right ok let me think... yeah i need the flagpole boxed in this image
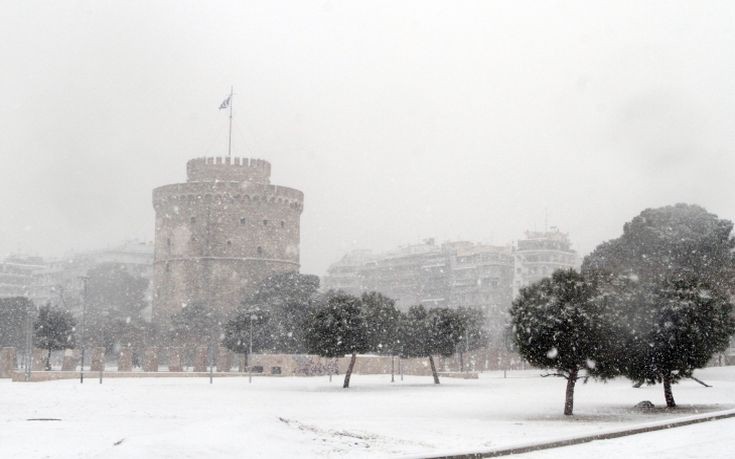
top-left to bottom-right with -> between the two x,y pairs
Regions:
228,86 -> 233,158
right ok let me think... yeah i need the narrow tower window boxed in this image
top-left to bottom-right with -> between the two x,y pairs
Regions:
240,217 -> 246,225
257,246 -> 263,256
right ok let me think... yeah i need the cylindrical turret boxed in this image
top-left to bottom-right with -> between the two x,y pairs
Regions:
152,157 -> 303,324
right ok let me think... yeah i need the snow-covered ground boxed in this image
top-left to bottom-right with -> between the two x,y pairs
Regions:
518,416 -> 735,458
1,366 -> 734,458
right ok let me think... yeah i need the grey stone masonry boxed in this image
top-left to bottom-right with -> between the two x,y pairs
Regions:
216,346 -> 232,372
0,347 -> 16,377
143,348 -> 159,372
193,346 -> 208,372
61,349 -> 79,371
90,347 -> 105,372
168,347 -> 183,372
118,348 -> 133,372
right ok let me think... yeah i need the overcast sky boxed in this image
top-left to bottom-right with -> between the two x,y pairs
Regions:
1,0 -> 734,275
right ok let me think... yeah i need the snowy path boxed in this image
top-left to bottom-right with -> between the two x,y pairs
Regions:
516,416 -> 735,458
1,367 -> 734,458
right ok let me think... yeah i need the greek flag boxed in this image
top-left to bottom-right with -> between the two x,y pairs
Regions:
219,94 -> 232,110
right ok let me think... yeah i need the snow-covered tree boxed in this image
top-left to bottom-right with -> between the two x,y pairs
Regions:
361,291 -> 401,355
223,308 -> 272,365
510,269 -> 618,415
241,272 -> 320,353
596,275 -> 733,407
399,305 -> 465,384
34,304 -> 76,370
86,263 -> 149,321
455,306 -> 488,371
0,296 -> 33,349
583,204 -> 735,407
168,302 -> 220,349
305,292 -> 369,388
583,204 -> 735,292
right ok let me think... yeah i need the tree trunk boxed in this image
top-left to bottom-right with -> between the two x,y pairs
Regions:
663,373 -> 677,408
429,355 -> 440,384
46,348 -> 52,371
564,368 -> 578,416
343,353 -> 357,388
459,351 -> 464,372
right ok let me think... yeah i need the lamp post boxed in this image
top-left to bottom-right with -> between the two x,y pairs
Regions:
244,307 -> 260,384
79,276 -> 89,384
24,303 -> 32,382
248,311 -> 257,384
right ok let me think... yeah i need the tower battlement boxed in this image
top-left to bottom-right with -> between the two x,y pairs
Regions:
186,156 -> 271,184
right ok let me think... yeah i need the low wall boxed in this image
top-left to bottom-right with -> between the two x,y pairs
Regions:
5,349 -> 486,381
10,371 -> 259,382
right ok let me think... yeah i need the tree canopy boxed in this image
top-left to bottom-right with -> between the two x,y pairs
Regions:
168,302 -> 221,348
86,263 -> 149,321
223,308 -> 272,355
361,291 -> 401,355
305,291 -> 369,388
583,203 -> 735,407
34,304 -> 77,370
583,203 -> 735,290
0,296 -> 33,349
241,272 -> 320,353
399,305 -> 465,384
510,269 -> 618,415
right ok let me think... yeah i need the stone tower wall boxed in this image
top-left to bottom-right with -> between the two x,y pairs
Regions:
152,157 -> 303,323
186,157 -> 272,184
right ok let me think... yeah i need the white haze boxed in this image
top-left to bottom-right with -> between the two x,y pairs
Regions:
1,0 -> 734,275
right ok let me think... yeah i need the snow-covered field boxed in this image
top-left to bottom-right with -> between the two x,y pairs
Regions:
519,416 -> 735,459
2,366 -> 734,458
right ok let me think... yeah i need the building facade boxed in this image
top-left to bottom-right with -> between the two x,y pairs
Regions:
0,256 -> 45,300
323,239 -> 515,316
512,228 -> 578,297
30,240 -> 154,315
323,230 -> 577,333
151,157 -> 303,323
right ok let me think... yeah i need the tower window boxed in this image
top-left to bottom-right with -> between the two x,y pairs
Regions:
280,221 -> 285,228
263,219 -> 269,226
190,217 -> 196,224
227,240 -> 232,247
166,238 -> 171,249
257,246 -> 263,256
240,217 -> 246,225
